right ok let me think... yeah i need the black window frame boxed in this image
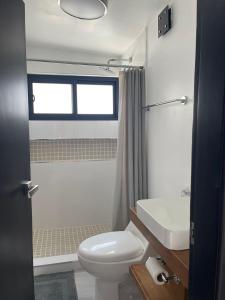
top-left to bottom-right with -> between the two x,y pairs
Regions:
28,74 -> 119,121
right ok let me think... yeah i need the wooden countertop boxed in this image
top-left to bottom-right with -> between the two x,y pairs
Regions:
130,208 -> 189,289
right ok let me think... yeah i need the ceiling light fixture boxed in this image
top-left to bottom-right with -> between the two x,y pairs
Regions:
59,0 -> 108,20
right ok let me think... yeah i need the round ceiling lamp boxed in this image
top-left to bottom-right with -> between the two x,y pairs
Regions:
59,0 -> 108,20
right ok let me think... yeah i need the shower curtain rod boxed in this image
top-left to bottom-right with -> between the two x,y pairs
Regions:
26,58 -> 144,69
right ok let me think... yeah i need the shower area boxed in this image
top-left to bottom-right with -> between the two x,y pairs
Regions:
29,57 -> 138,260
33,225 -> 111,258
30,129 -> 117,258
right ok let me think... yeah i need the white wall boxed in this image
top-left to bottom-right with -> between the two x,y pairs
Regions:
27,43 -> 120,77
28,45 -> 118,228
31,161 -> 116,228
29,121 -> 118,140
124,0 -> 197,199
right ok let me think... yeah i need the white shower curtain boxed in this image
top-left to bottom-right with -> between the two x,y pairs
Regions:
112,68 -> 148,230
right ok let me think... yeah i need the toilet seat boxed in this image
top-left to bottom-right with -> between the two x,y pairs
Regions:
78,231 -> 144,263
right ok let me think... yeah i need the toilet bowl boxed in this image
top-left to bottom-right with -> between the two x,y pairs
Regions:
78,222 -> 149,300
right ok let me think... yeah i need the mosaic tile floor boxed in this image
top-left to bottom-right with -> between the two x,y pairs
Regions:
33,224 -> 111,258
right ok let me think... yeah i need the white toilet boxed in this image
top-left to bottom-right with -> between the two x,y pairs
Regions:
78,222 -> 150,300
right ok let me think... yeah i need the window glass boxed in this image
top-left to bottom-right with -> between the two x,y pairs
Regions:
33,83 -> 73,114
77,84 -> 114,115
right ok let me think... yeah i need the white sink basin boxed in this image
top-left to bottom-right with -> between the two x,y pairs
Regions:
137,197 -> 190,250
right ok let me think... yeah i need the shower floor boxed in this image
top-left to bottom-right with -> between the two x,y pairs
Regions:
33,224 -> 111,258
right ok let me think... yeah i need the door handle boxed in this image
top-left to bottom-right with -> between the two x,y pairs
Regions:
22,181 -> 39,199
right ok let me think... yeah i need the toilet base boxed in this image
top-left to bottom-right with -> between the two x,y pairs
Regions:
95,278 -> 119,300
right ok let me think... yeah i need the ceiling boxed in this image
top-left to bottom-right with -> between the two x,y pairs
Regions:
24,0 -> 165,56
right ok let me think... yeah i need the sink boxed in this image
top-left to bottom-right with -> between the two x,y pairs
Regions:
136,197 -> 190,250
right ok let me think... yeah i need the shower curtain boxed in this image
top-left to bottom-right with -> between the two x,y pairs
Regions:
112,68 -> 148,230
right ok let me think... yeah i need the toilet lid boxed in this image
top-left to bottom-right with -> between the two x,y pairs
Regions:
78,231 -> 144,263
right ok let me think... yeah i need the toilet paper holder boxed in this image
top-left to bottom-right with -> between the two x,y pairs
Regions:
156,257 -> 181,285
158,273 -> 181,285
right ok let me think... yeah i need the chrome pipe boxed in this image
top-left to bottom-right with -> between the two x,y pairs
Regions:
26,58 -> 143,69
143,96 -> 188,111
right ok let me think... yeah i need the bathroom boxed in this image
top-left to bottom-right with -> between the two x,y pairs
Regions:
1,0 -> 225,299
28,0 -> 194,298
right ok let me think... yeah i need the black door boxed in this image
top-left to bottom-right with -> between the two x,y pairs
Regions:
0,1 -> 34,299
189,0 -> 225,299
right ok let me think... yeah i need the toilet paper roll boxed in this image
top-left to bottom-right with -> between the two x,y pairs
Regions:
145,257 -> 169,286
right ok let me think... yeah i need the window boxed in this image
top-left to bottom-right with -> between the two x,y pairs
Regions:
28,75 -> 118,120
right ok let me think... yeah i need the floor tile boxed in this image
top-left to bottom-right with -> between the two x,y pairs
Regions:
33,224 -> 111,258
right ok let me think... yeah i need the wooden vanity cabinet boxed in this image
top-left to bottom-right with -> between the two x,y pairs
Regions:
129,208 -> 189,300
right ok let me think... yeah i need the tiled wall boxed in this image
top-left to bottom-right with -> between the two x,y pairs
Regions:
30,138 -> 117,162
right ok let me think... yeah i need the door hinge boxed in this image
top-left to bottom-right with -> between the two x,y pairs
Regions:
190,221 -> 195,245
